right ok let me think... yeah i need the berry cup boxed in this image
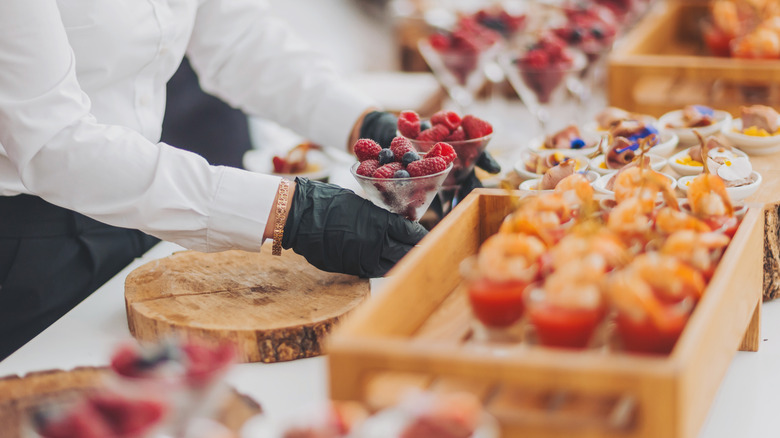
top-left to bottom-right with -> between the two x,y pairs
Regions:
403,131 -> 493,189
350,161 -> 453,222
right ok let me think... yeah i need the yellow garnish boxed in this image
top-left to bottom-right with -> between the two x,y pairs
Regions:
725,160 -> 732,166
599,161 -> 607,169
741,126 -> 780,137
685,180 -> 691,186
675,156 -> 703,167
553,152 -> 564,163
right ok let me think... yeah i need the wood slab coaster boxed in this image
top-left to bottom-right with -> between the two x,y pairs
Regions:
0,367 -> 261,438
125,246 -> 370,363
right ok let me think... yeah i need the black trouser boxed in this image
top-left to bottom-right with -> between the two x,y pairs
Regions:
0,195 -> 159,360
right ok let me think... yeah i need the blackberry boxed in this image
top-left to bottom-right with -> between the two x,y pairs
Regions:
378,148 -> 395,165
402,151 -> 421,167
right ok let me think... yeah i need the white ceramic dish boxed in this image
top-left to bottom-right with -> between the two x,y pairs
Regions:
593,171 -> 677,196
659,109 -> 732,145
668,146 -> 749,177
721,118 -> 780,154
513,150 -> 590,180
519,170 -> 599,192
243,148 -> 332,181
526,131 -> 602,156
649,132 -> 679,157
589,153 -> 667,175
677,171 -> 762,201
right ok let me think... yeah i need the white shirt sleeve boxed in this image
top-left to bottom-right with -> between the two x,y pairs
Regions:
0,0 -> 280,253
186,0 -> 377,152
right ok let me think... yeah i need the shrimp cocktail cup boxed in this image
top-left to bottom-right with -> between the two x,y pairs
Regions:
461,233 -> 546,343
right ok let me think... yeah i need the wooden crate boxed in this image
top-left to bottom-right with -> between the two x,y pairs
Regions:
608,0 -> 780,117
327,189 -> 764,438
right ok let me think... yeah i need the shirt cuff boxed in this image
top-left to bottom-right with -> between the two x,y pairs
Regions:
207,166 -> 281,252
308,81 -> 376,152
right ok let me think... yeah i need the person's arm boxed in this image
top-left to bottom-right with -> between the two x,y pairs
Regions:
0,0 -> 276,253
185,0 -> 378,153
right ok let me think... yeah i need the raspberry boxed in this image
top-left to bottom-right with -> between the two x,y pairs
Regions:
373,162 -> 404,179
408,157 -> 447,177
523,49 -> 549,69
356,159 -> 380,177
354,138 -> 382,162
390,137 -> 415,161
378,148 -> 395,165
445,126 -> 467,142
429,33 -> 451,51
461,115 -> 493,139
427,142 -> 457,165
431,111 -> 462,132
416,124 -> 450,142
398,111 -> 421,139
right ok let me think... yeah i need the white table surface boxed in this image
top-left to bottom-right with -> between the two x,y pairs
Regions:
1,237 -> 779,438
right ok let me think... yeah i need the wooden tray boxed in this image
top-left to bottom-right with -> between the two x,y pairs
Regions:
125,246 -> 370,363
327,189 -> 764,438
0,367 -> 261,438
608,0 -> 780,117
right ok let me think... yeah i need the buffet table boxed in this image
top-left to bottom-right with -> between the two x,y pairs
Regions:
0,231 -> 778,438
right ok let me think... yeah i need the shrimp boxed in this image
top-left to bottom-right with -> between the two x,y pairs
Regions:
655,207 -> 712,235
613,167 -> 679,213
631,253 -> 706,301
661,230 -> 731,279
607,197 -> 653,238
550,229 -> 630,272
553,173 -> 596,212
605,269 -> 686,332
499,194 -> 571,244
687,173 -> 733,218
477,233 -> 547,283
541,255 -> 605,309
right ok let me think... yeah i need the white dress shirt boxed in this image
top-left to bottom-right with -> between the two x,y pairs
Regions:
0,0 -> 375,252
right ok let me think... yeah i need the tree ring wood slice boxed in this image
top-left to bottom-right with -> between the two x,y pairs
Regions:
0,367 -> 261,437
124,246 -> 370,363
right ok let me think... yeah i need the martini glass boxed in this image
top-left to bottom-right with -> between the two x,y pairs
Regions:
500,48 -> 587,135
351,161 -> 453,222
403,130 -> 493,215
418,38 -> 502,112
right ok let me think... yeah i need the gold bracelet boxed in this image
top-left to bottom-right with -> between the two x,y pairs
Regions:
272,179 -> 291,256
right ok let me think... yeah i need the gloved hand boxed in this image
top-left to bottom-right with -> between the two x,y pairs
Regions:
359,110 -> 502,209
282,178 -> 428,278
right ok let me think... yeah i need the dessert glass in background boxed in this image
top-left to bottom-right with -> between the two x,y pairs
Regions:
107,338 -> 236,438
418,16 -> 503,113
500,34 -> 587,136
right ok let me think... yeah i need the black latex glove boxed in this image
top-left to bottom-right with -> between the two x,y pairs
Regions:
282,177 -> 428,278
359,110 -> 398,148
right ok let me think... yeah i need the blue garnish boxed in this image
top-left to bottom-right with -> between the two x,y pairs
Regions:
614,143 -> 640,154
570,138 -> 586,149
693,105 -> 715,117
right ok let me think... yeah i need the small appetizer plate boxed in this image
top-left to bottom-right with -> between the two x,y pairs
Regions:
649,132 -> 680,157
677,171 -> 762,201
593,171 -> 677,197
668,146 -> 749,177
243,148 -> 332,182
513,150 -> 590,180
589,153 -> 666,175
519,170 -> 599,192
659,109 -> 732,145
721,118 -> 780,155
526,132 -> 602,156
